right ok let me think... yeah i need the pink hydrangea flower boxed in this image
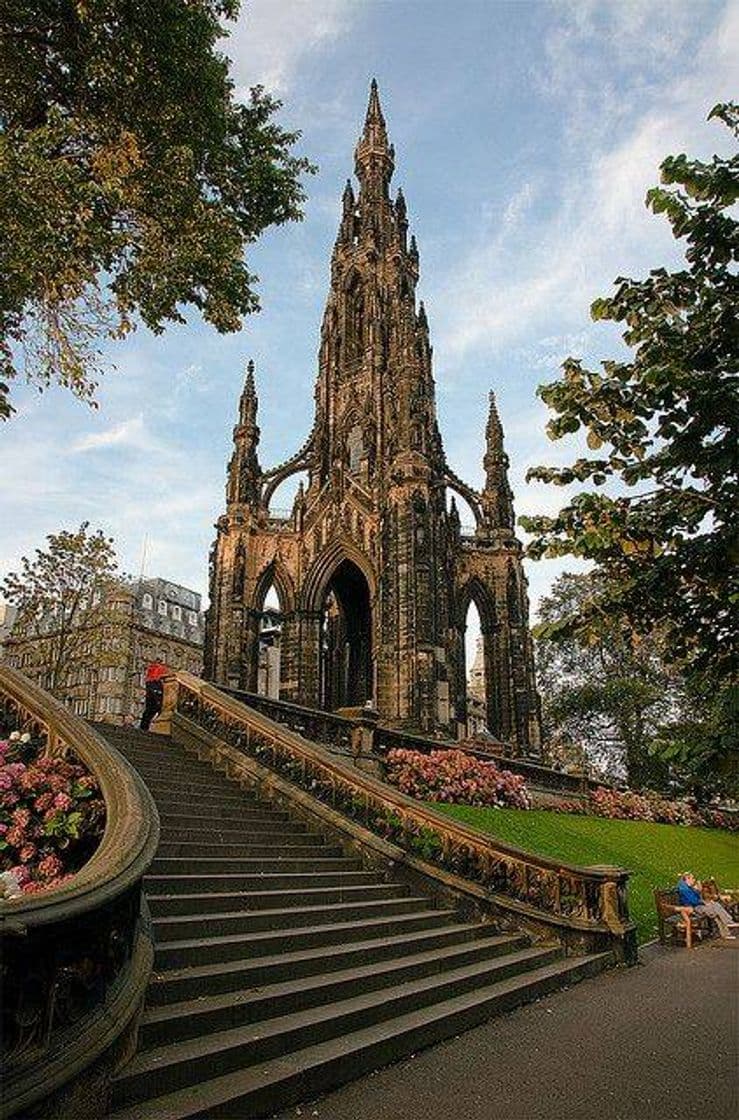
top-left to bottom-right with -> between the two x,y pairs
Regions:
38,853 -> 63,880
53,792 -> 73,811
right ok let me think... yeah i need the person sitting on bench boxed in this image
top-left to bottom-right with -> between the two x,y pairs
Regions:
677,872 -> 737,940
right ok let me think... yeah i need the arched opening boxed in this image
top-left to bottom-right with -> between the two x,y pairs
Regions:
266,470 -> 309,521
446,489 -> 478,536
455,581 -> 498,741
318,558 -> 372,710
256,583 -> 282,698
463,600 -> 487,737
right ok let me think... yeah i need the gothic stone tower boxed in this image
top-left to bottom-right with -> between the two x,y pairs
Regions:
205,82 -> 541,755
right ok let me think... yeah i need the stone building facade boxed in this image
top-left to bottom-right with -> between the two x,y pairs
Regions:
205,83 -> 541,754
4,578 -> 204,724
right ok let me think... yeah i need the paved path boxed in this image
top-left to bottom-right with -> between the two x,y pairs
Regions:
275,943 -> 738,1120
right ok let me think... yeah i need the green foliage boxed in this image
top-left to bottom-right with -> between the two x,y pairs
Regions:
42,809 -> 83,840
649,675 -> 738,800
536,571 -> 677,789
522,103 -> 739,687
2,521 -> 119,696
0,1 -> 314,417
408,825 -> 443,861
433,802 -> 738,943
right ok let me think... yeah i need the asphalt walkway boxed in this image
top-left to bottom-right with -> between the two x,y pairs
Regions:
275,943 -> 738,1120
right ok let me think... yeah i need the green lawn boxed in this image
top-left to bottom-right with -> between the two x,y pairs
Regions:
430,803 -> 738,943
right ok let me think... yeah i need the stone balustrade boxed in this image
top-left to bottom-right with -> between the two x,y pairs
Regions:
160,672 -> 636,963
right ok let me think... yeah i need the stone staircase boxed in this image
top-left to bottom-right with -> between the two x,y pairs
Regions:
97,723 -> 610,1120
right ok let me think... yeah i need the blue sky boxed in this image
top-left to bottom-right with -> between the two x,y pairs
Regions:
2,0 -> 737,631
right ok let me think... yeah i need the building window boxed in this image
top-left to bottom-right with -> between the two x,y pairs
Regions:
158,600 -> 167,616
171,605 -> 182,621
187,611 -> 197,627
142,593 -> 153,610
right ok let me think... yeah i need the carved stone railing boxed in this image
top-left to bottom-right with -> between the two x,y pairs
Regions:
161,673 -> 636,963
0,667 -> 159,1120
223,687 -> 589,796
223,687 -> 356,754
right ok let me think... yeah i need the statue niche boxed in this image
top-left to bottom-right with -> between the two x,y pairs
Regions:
345,274 -> 365,362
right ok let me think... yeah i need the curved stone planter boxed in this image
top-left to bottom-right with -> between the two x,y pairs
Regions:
0,666 -> 160,1120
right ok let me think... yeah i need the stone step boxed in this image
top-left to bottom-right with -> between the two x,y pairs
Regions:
157,807 -> 290,827
133,766 -> 249,788
147,922 -> 513,1006
151,896 -> 434,941
157,823 -> 314,845
150,855 -> 363,876
110,954 -> 610,1120
147,883 -> 407,917
144,870 -> 383,897
145,786 -> 254,807
112,946 -> 586,1108
117,753 -> 232,780
139,933 -> 536,1049
156,840 -> 339,859
154,909 -> 460,970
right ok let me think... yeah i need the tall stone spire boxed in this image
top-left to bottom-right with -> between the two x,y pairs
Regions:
354,79 -> 395,199
206,84 -> 542,755
238,359 -> 258,428
227,359 -> 261,507
481,391 -> 515,531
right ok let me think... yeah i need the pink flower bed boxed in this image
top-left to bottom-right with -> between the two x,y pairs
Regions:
548,786 -> 738,832
385,748 -> 531,810
0,735 -> 106,894
382,746 -> 737,832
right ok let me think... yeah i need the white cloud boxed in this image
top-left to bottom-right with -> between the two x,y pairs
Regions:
432,1 -> 738,369
71,414 -> 146,453
224,0 -> 357,95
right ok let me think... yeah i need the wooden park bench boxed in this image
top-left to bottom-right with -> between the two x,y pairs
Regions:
654,888 -> 712,949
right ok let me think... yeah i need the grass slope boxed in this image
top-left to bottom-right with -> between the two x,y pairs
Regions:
430,804 -> 738,943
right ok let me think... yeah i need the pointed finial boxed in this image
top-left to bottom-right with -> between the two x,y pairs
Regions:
418,300 -> 428,329
395,187 -> 407,219
409,233 -> 418,261
482,390 -> 514,529
486,390 -> 503,446
355,79 -> 394,191
365,78 -> 384,128
239,359 -> 258,426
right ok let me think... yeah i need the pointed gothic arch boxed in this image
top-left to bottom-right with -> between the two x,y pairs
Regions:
454,577 -> 501,739
253,558 -> 297,617
301,539 -> 377,615
300,542 -> 376,711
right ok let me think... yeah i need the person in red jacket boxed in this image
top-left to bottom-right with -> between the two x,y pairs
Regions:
140,660 -> 168,731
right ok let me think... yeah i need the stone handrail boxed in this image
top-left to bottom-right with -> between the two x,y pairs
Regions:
223,687 -> 589,796
161,673 -> 635,961
0,666 -> 160,1120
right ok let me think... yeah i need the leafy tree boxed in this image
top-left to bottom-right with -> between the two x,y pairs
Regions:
536,572 -> 678,789
0,1 -> 313,418
2,522 -> 119,696
649,674 -> 738,801
522,104 -> 738,688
